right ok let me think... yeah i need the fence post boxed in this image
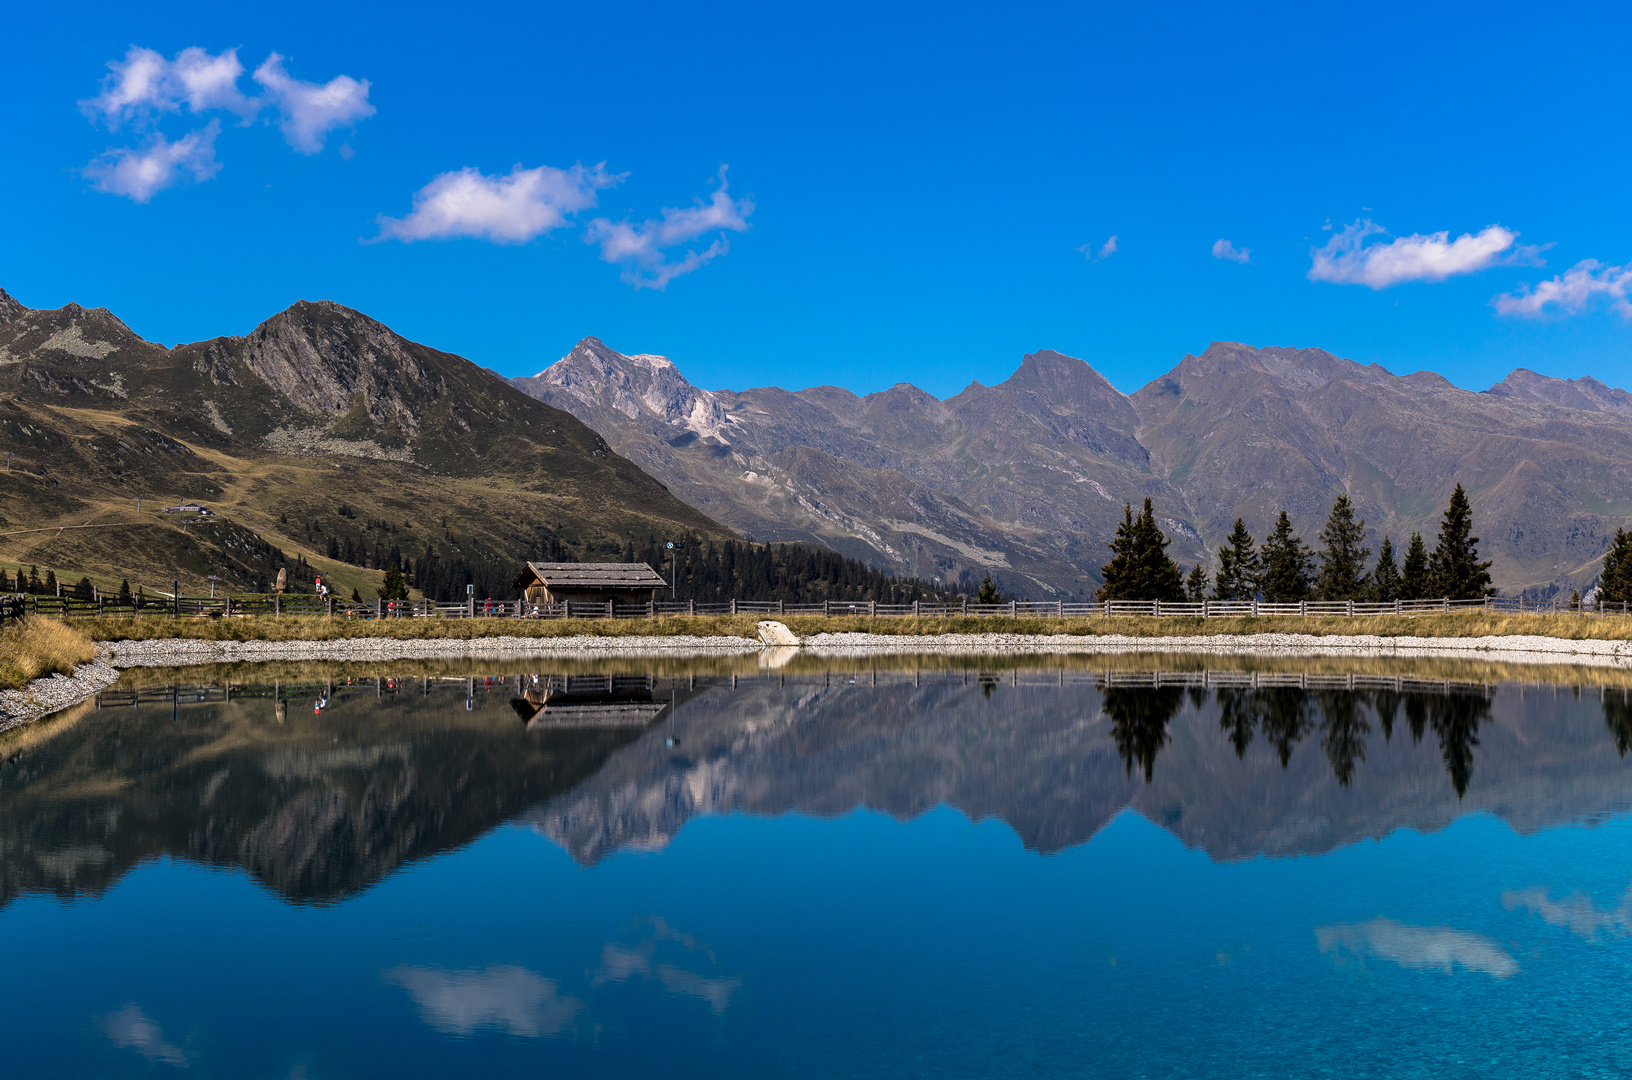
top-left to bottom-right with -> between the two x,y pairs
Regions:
376,598 -> 383,619
730,599 -> 737,617
648,599 -> 654,617
467,595 -> 475,619
607,600 -> 613,620
1395,599 -> 1401,616
961,596 -> 968,616
913,600 -> 920,618
689,599 -> 695,617
224,596 -> 231,617
778,599 -> 785,615
1154,600 -> 1161,618
99,595 -> 105,617
1346,600 -> 1352,617
1443,597 -> 1449,614
869,601 -> 877,618
274,595 -> 281,616
1008,600 -> 1016,617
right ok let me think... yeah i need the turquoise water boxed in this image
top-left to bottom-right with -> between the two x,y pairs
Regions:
2,666 -> 1630,1077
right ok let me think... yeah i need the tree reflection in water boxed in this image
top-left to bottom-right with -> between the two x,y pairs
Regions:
1103,686 -> 1188,782
1192,685 -> 1491,792
1605,689 -> 1632,757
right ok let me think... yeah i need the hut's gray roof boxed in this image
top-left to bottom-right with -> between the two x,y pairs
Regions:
511,562 -> 668,590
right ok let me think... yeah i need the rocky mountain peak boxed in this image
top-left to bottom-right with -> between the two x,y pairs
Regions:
1486,368 -> 1632,415
526,336 -> 732,441
0,288 -> 23,324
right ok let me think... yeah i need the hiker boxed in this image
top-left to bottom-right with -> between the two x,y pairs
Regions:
315,575 -> 329,601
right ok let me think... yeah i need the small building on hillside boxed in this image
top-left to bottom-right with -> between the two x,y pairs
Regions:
511,562 -> 668,606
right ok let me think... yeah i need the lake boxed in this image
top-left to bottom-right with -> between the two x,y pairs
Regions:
3,654 -> 1631,1078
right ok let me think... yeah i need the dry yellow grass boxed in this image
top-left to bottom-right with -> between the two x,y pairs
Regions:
0,619 -> 96,691
68,609 -> 1632,644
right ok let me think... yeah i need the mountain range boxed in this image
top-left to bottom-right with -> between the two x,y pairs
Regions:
518,337 -> 1632,598
0,288 -> 726,594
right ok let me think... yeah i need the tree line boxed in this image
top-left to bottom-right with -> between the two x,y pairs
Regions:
1097,484 -> 1495,603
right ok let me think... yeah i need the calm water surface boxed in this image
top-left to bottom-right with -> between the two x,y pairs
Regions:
3,657 -> 1632,1078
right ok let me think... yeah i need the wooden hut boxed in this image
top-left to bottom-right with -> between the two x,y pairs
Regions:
510,562 -> 668,606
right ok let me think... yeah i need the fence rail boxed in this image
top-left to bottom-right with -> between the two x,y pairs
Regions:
4,592 -> 1631,623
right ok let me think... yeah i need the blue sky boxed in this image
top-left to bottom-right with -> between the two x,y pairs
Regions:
3,1 -> 1630,398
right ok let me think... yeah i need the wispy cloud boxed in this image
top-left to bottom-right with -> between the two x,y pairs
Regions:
1309,219 -> 1541,288
1077,235 -> 1117,262
84,121 -> 221,203
384,964 -> 583,1037
1492,259 -> 1632,319
81,46 -> 254,128
99,1003 -> 188,1066
251,53 -> 375,154
1315,917 -> 1518,979
377,163 -> 620,244
1212,238 -> 1251,264
1502,882 -> 1632,939
585,167 -> 753,289
593,916 -> 742,1014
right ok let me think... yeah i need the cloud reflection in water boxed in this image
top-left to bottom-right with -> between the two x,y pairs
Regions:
1315,917 -> 1519,979
383,964 -> 583,1037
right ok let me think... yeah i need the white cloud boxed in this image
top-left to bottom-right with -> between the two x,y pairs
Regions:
252,53 -> 375,154
1492,259 -> 1632,319
377,162 -> 619,244
1212,238 -> 1251,264
1315,917 -> 1518,979
84,121 -> 222,202
384,964 -> 583,1037
1308,219 -> 1535,288
592,917 -> 741,1013
99,1003 -> 188,1066
1076,235 -> 1117,262
82,46 -> 253,128
585,167 -> 754,289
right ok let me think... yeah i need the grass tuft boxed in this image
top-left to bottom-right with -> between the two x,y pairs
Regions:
0,619 -> 97,692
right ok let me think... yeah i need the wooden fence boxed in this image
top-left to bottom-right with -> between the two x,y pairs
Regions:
4,592 -> 1631,622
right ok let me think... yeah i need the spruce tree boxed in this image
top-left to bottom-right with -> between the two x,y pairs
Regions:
1369,536 -> 1402,602
118,579 -> 132,603
0,568 -> 9,592
1211,518 -> 1259,601
1428,484 -> 1494,600
27,566 -> 40,594
44,569 -> 57,596
1601,527 -> 1632,605
1259,511 -> 1313,602
1314,494 -> 1370,600
1096,499 -> 1185,602
976,574 -> 1000,604
379,565 -> 410,601
1400,532 -> 1430,600
73,576 -> 94,601
1185,563 -> 1208,602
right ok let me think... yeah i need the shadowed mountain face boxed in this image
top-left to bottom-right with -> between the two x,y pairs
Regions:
519,337 -> 1632,598
0,290 -> 728,592
0,679 -> 651,906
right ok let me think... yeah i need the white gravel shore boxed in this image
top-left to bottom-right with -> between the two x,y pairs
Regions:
0,655 -> 121,731
8,627 -> 1632,732
800,630 -> 1632,667
101,633 -> 764,668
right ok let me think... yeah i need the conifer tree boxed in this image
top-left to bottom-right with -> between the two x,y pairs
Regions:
73,576 -> 94,601
44,569 -> 57,596
1400,532 -> 1430,600
1096,499 -> 1185,602
1600,527 -> 1632,605
379,565 -> 409,601
350,586 -> 363,603
976,574 -> 1001,604
118,579 -> 132,603
1428,484 -> 1494,600
1368,536 -> 1401,602
0,568 -> 10,592
1314,494 -> 1370,601
1259,511 -> 1313,602
1185,563 -> 1208,602
1211,518 -> 1259,601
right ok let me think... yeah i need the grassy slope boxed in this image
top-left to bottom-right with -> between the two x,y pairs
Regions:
0,620 -> 95,691
68,611 -> 1632,643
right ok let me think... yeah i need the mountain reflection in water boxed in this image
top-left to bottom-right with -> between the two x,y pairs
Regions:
2,665 -> 1630,909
